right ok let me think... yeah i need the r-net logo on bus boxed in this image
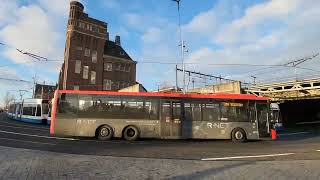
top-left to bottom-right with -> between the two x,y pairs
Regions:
207,122 -> 228,129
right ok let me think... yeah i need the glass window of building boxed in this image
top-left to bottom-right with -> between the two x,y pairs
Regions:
75,60 -> 81,74
115,64 -> 120,71
125,65 -> 131,72
92,50 -> 97,63
90,71 -> 96,84
104,62 -> 112,71
103,79 -> 112,90
79,22 -> 85,29
83,66 -> 89,79
74,85 -> 79,90
84,48 -> 90,57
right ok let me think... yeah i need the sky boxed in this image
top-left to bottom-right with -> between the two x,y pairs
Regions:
0,0 -> 320,106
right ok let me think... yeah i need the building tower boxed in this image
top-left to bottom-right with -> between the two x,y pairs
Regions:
59,1 -> 136,91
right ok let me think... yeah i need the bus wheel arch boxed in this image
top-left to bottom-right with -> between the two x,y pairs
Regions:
96,124 -> 113,140
122,125 -> 140,141
231,127 -> 247,143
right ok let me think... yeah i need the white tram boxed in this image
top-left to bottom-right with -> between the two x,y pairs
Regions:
7,99 -> 50,124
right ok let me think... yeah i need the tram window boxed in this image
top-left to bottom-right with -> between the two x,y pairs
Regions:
32,107 -> 37,116
202,103 -> 219,121
42,104 -> 49,114
36,105 -> 41,117
23,107 -> 33,116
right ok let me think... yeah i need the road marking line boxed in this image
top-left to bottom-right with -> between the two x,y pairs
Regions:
0,120 -> 49,130
201,153 -> 295,161
0,124 -> 49,132
296,121 -> 320,125
0,137 -> 56,145
0,130 -> 79,141
277,132 -> 309,136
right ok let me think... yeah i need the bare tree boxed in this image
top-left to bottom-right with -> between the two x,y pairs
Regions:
3,92 -> 15,110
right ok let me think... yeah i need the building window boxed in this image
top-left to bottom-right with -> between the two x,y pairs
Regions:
120,51 -> 125,56
120,64 -> 125,71
79,22 -> 85,29
92,50 -> 97,63
115,63 -> 120,71
86,24 -> 90,30
125,65 -> 131,72
83,66 -> 89,79
75,46 -> 83,51
121,82 -> 127,89
104,62 -> 112,71
115,82 -> 120,89
103,79 -> 112,90
84,48 -> 90,57
90,71 -> 96,84
74,85 -> 79,90
75,60 -> 81,74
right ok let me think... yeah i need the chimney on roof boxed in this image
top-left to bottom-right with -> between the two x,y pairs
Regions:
115,35 -> 121,46
106,32 -> 109,40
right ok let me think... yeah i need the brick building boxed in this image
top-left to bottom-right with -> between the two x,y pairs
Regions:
34,84 -> 56,99
59,1 -> 136,91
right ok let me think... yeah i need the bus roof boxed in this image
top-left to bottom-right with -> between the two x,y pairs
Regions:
57,90 -> 269,101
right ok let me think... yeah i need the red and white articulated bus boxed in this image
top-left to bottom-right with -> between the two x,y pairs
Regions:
50,90 -> 271,142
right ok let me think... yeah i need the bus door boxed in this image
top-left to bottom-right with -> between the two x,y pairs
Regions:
160,100 -> 182,138
256,102 -> 270,138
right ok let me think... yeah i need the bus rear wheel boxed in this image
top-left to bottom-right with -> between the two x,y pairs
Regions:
231,128 -> 247,143
123,126 -> 139,141
97,125 -> 113,140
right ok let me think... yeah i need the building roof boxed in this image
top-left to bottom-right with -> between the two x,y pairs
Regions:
104,40 -> 133,61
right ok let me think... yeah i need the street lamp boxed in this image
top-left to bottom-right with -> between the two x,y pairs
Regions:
172,0 -> 186,93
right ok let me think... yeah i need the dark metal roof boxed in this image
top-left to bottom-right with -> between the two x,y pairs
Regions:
103,40 -> 133,61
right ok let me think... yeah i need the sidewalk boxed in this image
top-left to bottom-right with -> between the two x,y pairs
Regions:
0,146 -> 319,180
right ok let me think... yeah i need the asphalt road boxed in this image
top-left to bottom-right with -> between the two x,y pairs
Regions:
0,113 -> 320,162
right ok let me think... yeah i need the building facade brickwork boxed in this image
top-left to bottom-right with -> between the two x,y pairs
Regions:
59,1 -> 136,91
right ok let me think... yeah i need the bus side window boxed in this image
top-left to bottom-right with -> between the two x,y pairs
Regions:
202,103 -> 219,121
192,103 -> 201,121
184,103 -> 192,121
58,94 -> 78,114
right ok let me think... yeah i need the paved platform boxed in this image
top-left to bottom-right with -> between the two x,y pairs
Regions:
0,145 -> 320,180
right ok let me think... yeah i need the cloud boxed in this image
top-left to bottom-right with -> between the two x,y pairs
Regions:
103,0 -> 120,9
0,0 -> 18,27
0,5 -> 63,65
183,10 -> 217,35
141,27 -> 162,43
36,0 -> 76,16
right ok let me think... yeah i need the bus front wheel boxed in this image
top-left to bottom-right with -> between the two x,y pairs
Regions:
96,125 -> 113,140
123,126 -> 139,141
231,128 -> 247,143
